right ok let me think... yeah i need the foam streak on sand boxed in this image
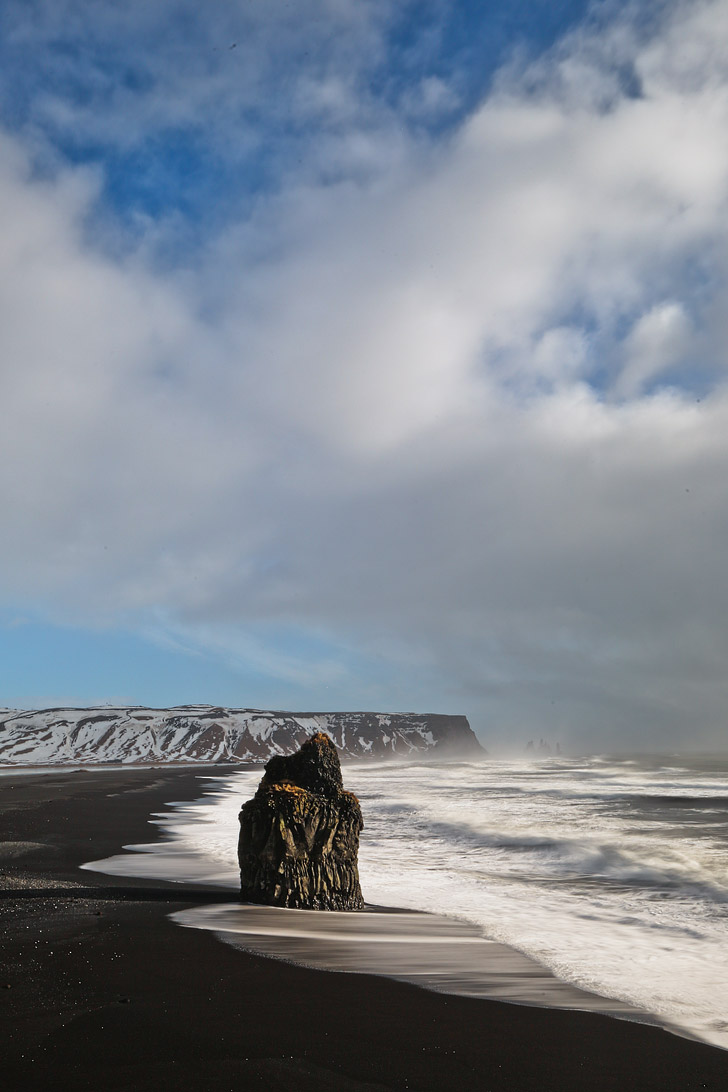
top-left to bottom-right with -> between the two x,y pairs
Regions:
85,755 -> 728,1050
171,903 -> 642,1019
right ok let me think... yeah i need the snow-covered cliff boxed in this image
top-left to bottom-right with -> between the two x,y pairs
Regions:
0,705 -> 484,765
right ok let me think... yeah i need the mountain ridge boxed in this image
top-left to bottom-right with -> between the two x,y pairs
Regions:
0,705 -> 485,765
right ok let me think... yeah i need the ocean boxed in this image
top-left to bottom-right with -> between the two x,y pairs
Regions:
86,753 -> 728,1050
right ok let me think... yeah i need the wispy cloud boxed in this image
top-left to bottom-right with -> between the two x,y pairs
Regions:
2,1 -> 728,745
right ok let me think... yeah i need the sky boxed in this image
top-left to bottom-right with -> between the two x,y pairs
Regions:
2,0 -> 728,750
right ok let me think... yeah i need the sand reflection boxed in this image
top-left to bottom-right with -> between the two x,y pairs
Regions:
172,902 -> 645,1019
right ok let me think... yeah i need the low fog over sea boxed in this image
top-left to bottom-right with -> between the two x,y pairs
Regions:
88,754 -> 728,1051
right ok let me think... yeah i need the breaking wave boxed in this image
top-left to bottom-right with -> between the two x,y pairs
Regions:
87,753 -> 728,1051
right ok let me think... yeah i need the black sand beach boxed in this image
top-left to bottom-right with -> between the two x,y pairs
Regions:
2,767 -> 727,1091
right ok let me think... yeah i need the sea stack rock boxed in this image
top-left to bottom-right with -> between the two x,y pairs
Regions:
238,732 -> 364,910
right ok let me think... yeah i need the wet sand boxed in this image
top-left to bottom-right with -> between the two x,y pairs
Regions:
172,902 -> 647,1016
1,766 -> 727,1091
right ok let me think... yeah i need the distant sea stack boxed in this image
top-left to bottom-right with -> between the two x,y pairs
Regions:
0,706 -> 485,765
238,733 -> 364,910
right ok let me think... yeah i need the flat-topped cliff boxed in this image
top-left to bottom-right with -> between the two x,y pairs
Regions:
0,705 -> 485,765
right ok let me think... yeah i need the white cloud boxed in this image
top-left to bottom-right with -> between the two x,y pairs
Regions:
3,1 -> 728,745
615,301 -> 692,398
531,327 -> 590,386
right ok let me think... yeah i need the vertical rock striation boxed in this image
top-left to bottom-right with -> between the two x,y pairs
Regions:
238,732 -> 364,910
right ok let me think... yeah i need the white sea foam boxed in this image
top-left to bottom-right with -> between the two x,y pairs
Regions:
86,755 -> 728,1050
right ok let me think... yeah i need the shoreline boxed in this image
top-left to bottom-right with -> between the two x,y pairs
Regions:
77,766 -> 652,1026
81,760 -> 721,1047
175,902 -> 656,1020
85,772 -> 648,1022
2,766 -> 727,1090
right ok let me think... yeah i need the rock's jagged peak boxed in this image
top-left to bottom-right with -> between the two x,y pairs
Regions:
263,732 -> 344,797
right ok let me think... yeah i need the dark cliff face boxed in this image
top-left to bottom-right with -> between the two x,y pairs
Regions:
238,733 -> 364,911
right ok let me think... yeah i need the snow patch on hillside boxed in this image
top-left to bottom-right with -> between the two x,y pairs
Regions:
0,705 -> 483,765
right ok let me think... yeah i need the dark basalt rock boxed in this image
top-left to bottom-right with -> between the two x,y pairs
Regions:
238,732 -> 364,910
